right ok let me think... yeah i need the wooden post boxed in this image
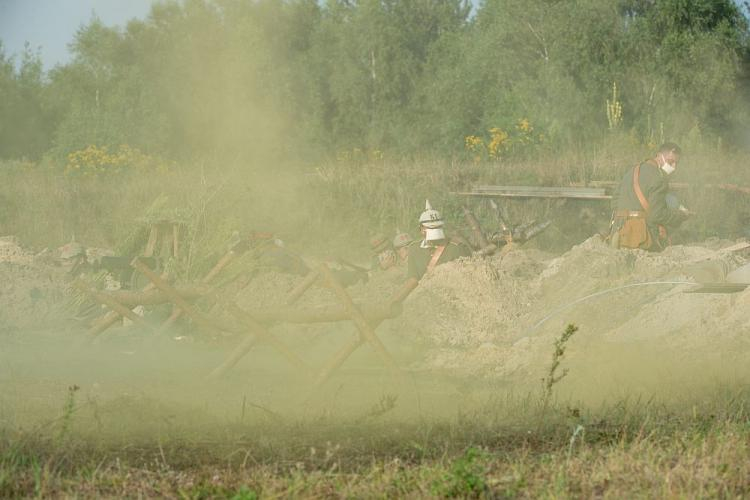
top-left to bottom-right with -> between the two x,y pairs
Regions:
317,264 -> 399,372
73,280 -> 153,333
208,271 -> 255,317
85,273 -> 167,337
286,269 -> 320,305
207,335 -> 262,380
388,278 -> 419,306
463,206 -> 490,249
159,249 -> 238,332
225,303 -> 311,374
131,258 -> 222,336
311,335 -> 367,389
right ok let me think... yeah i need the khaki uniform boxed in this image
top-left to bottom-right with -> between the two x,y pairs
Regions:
407,239 -> 472,280
611,160 -> 687,251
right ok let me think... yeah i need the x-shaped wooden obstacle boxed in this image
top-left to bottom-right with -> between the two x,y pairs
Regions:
208,265 -> 419,389
77,238 -> 250,339
77,254 -> 419,390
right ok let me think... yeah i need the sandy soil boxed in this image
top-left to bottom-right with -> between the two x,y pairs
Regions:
2,234 -> 749,392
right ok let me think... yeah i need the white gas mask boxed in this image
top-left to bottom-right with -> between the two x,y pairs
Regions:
660,155 -> 676,175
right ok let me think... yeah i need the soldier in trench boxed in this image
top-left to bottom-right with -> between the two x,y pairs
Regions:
609,142 -> 691,251
407,200 -> 472,281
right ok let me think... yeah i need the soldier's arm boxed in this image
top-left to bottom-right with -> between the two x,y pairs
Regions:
641,167 -> 686,227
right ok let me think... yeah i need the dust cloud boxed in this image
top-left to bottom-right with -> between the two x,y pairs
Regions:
2,231 -> 750,439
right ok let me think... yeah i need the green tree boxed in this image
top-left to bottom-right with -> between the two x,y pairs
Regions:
0,42 -> 56,159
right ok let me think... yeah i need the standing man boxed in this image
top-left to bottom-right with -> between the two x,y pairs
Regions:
407,200 -> 472,280
610,142 -> 690,251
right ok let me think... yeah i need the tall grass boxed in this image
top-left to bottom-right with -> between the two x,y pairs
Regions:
2,140 -> 750,260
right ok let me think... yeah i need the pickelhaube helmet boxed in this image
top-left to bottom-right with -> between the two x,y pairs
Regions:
419,200 -> 443,229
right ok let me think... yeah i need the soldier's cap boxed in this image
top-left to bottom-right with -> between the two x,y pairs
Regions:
369,234 -> 390,252
393,232 -> 413,249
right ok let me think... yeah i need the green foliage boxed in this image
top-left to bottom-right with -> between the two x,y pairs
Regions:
230,485 -> 259,500
0,43 -> 57,159
542,324 -> 579,408
435,447 -> 488,498
56,385 -> 80,443
2,0 -> 747,163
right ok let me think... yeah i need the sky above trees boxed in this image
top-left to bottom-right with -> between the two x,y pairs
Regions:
0,0 -> 154,69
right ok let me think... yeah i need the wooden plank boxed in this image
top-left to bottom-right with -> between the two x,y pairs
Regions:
685,283 -> 749,294
453,183 -> 612,200
474,185 -> 607,195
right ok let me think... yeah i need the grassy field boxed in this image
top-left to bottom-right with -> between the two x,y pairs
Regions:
3,377 -> 750,497
2,145 -> 750,498
1,323 -> 750,498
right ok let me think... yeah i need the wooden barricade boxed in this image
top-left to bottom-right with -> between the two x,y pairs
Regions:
207,266 -> 419,390
77,255 -> 419,390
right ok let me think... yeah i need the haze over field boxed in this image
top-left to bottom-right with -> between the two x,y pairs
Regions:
2,0 -> 750,497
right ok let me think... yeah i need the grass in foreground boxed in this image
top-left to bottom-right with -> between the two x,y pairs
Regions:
2,383 -> 750,498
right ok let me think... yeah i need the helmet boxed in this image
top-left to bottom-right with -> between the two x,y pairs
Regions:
424,227 -> 446,242
59,241 -> 85,260
419,199 -> 443,229
369,233 -> 390,253
392,232 -> 413,249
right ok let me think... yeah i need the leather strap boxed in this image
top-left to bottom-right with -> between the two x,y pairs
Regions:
633,164 -> 649,212
426,245 -> 446,273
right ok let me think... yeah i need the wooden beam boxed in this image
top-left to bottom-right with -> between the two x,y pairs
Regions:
159,249 -> 238,332
73,280 -> 153,333
131,258 -> 223,335
317,264 -> 399,372
286,269 -> 320,305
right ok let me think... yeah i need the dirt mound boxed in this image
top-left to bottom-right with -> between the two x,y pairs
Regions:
0,237 -> 70,332
5,232 -> 749,387
396,236 -> 749,379
0,236 -> 34,265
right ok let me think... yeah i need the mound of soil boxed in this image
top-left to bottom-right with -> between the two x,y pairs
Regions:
4,232 -> 749,386
0,237 -> 70,332
395,236 -> 749,379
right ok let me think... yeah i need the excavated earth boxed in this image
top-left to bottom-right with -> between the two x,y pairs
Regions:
0,236 -> 71,333
2,235 -> 750,389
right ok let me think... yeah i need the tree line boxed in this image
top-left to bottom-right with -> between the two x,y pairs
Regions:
1,0 -> 748,164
